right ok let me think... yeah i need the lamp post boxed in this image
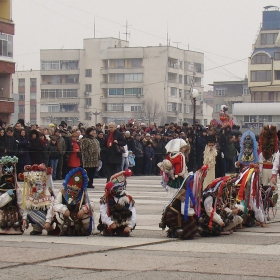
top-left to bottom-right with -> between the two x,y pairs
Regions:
90,110 -> 102,125
191,89 -> 199,172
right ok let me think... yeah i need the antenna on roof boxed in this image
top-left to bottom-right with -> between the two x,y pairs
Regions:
123,20 -> 131,41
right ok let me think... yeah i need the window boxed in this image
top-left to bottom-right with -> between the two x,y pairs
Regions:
85,98 -> 92,106
85,69 -> 92,77
244,115 -> 272,122
114,59 -> 125,68
19,106 -> 25,113
0,33 -> 13,57
194,77 -> 201,86
85,112 -> 91,120
114,74 -> 124,82
41,61 -> 59,70
63,89 -> 78,98
243,88 -> 250,95
107,103 -> 124,111
109,88 -> 124,96
131,105 -> 142,111
171,87 -> 177,97
215,104 -> 222,112
184,104 -> 189,113
19,94 -> 25,100
30,78 -> 36,87
178,103 -> 182,113
124,73 -> 143,82
194,63 -> 203,73
167,103 -> 172,112
30,105 -> 36,113
275,71 -> 280,80
179,89 -> 182,98
179,75 -> 183,84
125,88 -> 142,95
30,92 -> 36,100
48,105 -> 59,113
184,75 -> 192,85
41,89 -> 76,99
60,60 -> 78,70
18,79 -> 25,87
30,119 -> 37,124
85,84 -> 92,92
251,53 -> 271,64
188,62 -> 194,71
179,60 -> 183,69
251,71 -> 271,82
131,59 -> 142,68
168,73 -> 177,83
261,33 -> 278,45
215,89 -> 227,96
275,52 -> 280,60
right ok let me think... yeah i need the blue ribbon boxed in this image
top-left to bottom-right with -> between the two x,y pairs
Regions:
184,175 -> 196,220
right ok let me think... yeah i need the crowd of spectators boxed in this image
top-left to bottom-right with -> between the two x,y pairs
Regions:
1,117 -> 271,187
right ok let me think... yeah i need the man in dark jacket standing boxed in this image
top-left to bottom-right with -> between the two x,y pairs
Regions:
105,122 -> 126,182
134,134 -> 144,175
152,133 -> 165,175
61,128 -> 72,178
4,127 -> 18,157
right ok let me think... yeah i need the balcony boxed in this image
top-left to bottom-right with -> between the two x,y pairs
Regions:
0,97 -> 14,114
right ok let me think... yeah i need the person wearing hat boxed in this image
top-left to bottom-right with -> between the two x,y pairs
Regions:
29,129 -> 43,165
97,169 -> 136,236
53,167 -> 93,236
48,136 -> 60,180
134,134 -> 144,175
54,129 -> 66,180
202,135 -> 217,190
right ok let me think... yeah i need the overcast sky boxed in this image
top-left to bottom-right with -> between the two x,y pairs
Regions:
12,0 -> 280,89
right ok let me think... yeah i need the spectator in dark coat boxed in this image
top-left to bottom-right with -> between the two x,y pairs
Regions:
29,129 -> 43,164
97,130 -> 107,178
218,129 -> 227,176
134,134 -> 144,175
60,128 -> 72,179
124,131 -> 135,153
0,128 -> 6,158
13,122 -> 24,141
17,129 -> 31,174
105,122 -> 126,182
48,137 -> 60,180
196,130 -> 207,170
144,142 -> 154,175
4,127 -> 18,157
40,133 -> 49,167
152,133 -> 165,175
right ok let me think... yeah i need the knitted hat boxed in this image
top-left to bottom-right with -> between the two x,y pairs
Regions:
105,169 -> 132,193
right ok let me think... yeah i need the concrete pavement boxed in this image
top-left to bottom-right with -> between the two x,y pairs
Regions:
0,176 -> 280,279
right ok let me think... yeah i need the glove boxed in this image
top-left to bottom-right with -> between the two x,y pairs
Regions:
221,152 -> 224,159
7,189 -> 14,198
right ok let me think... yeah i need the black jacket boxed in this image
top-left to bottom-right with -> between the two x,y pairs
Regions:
105,130 -> 126,164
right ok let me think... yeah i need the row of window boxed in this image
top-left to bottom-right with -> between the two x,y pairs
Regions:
41,104 -> 78,113
0,33 -> 13,58
105,59 -> 143,69
41,60 -> 79,70
108,88 -> 142,96
251,52 -> 280,64
18,78 -> 37,88
167,102 -> 190,113
41,75 -> 79,85
108,73 -> 143,83
41,89 -> 78,99
19,106 -> 36,114
243,115 -> 272,122
261,33 -> 278,45
105,103 -> 142,112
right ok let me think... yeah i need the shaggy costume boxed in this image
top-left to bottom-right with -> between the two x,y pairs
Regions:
21,164 -> 55,235
159,139 -> 190,197
199,175 -> 243,236
0,156 -> 23,235
98,169 -> 136,236
54,167 -> 93,236
203,135 -> 217,190
159,166 -> 208,239
258,125 -> 278,186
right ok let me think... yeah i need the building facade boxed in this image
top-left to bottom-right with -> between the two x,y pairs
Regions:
233,6 -> 280,133
37,38 -> 205,126
0,0 -> 15,123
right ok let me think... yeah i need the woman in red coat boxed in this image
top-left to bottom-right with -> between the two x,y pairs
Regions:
68,132 -> 81,170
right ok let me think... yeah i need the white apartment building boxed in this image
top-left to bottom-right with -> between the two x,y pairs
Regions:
15,38 -> 206,126
233,6 -> 280,133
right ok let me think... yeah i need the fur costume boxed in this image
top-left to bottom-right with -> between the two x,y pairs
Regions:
21,164 -> 55,233
159,166 -> 208,239
98,169 -> 136,236
0,156 -> 23,235
54,167 -> 94,236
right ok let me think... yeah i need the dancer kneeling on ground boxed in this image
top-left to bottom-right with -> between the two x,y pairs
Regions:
53,167 -> 94,236
97,169 -> 136,236
21,164 -> 56,235
0,156 -> 23,235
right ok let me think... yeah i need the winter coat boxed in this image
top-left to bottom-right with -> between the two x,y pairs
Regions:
81,135 -> 100,168
56,136 -> 66,156
29,138 -> 43,164
225,141 -> 236,160
144,146 -> 155,160
17,136 -> 31,166
124,136 -> 136,153
4,135 -> 18,157
105,130 -> 126,164
68,140 -> 81,168
0,135 -> 6,158
97,136 -> 107,163
48,143 -> 60,160
152,139 -> 165,156
134,139 -> 144,158
41,139 -> 50,167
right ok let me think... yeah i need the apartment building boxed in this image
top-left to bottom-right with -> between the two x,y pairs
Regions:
233,6 -> 280,132
0,0 -> 15,123
12,70 -> 40,125
37,38 -> 205,126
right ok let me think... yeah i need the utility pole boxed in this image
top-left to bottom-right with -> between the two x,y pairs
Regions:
91,110 -> 102,125
123,20 -> 131,41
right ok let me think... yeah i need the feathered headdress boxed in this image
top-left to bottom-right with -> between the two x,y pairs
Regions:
258,125 -> 278,156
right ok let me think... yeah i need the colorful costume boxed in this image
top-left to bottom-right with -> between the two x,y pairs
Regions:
21,164 -> 55,235
159,166 -> 208,239
159,139 -> 189,197
0,156 -> 23,235
199,174 -> 243,236
54,167 -> 93,236
98,169 -> 136,236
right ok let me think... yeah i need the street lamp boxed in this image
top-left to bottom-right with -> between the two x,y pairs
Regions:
191,88 -> 199,172
90,110 -> 102,125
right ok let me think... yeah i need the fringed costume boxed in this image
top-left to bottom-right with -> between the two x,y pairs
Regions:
199,174 -> 243,236
159,165 -> 208,239
21,164 -> 55,235
98,169 -> 136,237
0,156 -> 23,235
54,167 -> 94,236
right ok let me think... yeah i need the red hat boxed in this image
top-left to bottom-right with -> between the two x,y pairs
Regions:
105,169 -> 132,192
